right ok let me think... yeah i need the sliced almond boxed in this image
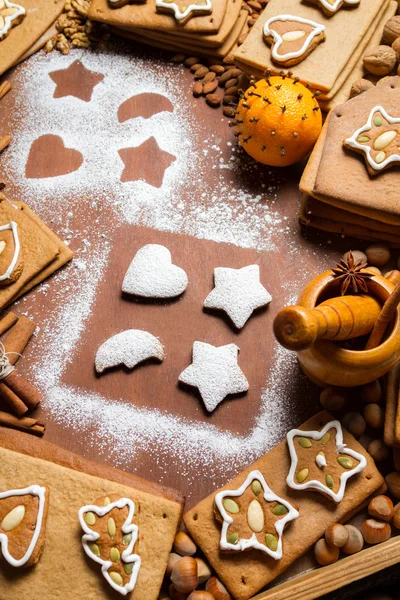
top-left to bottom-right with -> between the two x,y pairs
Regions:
282,30 -> 306,42
247,499 -> 264,533
1,505 -> 25,531
373,131 -> 397,151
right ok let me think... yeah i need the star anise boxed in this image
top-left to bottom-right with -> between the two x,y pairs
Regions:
332,251 -> 372,296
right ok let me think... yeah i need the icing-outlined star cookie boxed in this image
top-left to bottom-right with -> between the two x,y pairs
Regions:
204,264 -> 272,329
0,0 -> 25,41
343,106 -> 400,176
286,420 -> 367,503
155,0 -> 212,23
308,0 -> 360,17
178,341 -> 249,412
263,15 -> 325,67
214,470 -> 299,559
78,497 -> 141,596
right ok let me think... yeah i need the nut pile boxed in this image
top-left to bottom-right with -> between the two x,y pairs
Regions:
163,531 -> 232,600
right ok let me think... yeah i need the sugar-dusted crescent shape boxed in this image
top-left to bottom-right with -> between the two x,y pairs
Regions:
95,330 -> 164,374
263,15 -> 325,67
122,244 -> 188,298
118,93 -> 174,123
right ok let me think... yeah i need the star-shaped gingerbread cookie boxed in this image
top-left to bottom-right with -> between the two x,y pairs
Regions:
286,420 -> 367,502
343,106 -> 400,176
214,470 -> 299,559
0,0 -> 25,41
307,0 -> 360,17
155,0 -> 212,24
49,60 -> 104,103
204,264 -> 272,329
118,137 -> 176,187
178,341 -> 249,412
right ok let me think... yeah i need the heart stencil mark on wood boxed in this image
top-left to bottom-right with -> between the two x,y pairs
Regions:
118,137 -> 176,187
25,134 -> 83,179
118,93 -> 174,123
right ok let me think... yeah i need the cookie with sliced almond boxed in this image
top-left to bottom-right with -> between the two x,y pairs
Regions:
0,221 -> 24,286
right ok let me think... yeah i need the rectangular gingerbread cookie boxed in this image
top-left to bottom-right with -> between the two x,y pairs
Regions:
233,0 -> 387,94
385,362 -> 400,447
0,427 -> 184,600
184,411 -> 385,600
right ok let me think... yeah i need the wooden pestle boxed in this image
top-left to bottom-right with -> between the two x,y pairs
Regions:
274,295 -> 381,351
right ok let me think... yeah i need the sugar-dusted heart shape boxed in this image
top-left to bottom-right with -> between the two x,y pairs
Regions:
25,134 -> 83,179
122,244 -> 188,298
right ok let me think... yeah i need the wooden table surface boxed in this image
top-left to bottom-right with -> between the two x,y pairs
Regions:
0,39 -> 354,511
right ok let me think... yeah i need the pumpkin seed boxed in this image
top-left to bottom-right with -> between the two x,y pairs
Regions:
326,475 -> 334,489
1,505 -> 25,532
108,517 -> 116,538
337,457 -> 353,469
109,571 -> 123,586
316,451 -> 327,468
85,512 -> 96,526
124,563 -> 134,575
265,533 -> 278,552
251,480 -> 262,495
298,437 -> 312,448
272,504 -> 288,516
223,498 -> 239,514
103,497 -> 111,506
320,433 -> 330,445
374,116 -> 383,126
296,468 -> 309,483
123,533 -> 132,546
357,136 -> 370,144
375,151 -> 386,164
227,532 -> 239,544
89,543 -> 100,557
110,547 -> 120,562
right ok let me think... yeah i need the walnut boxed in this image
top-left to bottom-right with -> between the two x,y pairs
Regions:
45,37 -> 56,52
349,78 -> 375,98
392,36 -> 400,62
363,45 -> 397,76
382,16 -> 400,45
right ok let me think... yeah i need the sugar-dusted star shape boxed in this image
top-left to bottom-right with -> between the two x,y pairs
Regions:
118,137 -> 176,187
204,264 -> 272,329
343,106 -> 400,176
179,341 -> 249,412
49,60 -> 104,102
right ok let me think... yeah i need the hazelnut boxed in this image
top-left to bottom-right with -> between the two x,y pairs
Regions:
368,439 -> 390,462
349,79 -> 375,98
392,502 -> 400,529
361,519 -> 391,544
368,495 -> 394,521
325,523 -> 349,548
173,532 -> 197,556
361,380 -> 383,404
169,585 -> 189,600
314,539 -> 340,566
187,593 -> 214,600
386,472 -> 400,499
195,558 -> 212,585
171,557 -> 199,593
167,553 -> 182,577
383,16 -> 400,44
365,244 -> 391,267
342,250 -> 368,264
320,387 -> 348,411
363,46 -> 397,76
205,576 -> 232,600
392,36 -> 400,62
342,411 -> 366,438
342,525 -> 364,554
363,403 -> 384,429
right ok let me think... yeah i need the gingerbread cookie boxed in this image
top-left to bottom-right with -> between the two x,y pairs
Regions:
0,0 -> 25,41
286,420 -> 367,502
308,0 -> 360,17
155,0 -> 212,24
263,15 -> 325,67
343,106 -> 400,176
0,221 -> 24,286
95,329 -> 164,374
179,341 -> 249,412
214,470 -> 298,559
79,494 -> 141,596
0,485 -> 49,568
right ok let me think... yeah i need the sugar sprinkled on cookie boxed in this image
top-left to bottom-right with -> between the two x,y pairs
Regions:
179,341 -> 249,412
204,264 -> 272,329
122,244 -> 188,299
95,329 -> 164,374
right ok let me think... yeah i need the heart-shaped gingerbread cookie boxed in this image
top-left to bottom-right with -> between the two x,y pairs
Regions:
263,15 -> 325,67
0,221 -> 24,286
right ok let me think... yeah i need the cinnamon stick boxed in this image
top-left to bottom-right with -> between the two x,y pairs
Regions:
0,312 -> 18,336
0,135 -> 11,154
3,315 -> 36,365
0,81 -> 11,101
3,370 -> 41,411
0,410 -> 45,437
365,279 -> 400,350
0,383 -> 28,417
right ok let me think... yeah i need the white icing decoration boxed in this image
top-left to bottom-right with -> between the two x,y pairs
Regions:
178,341 -> 249,412
318,0 -> 360,14
215,470 -> 299,559
0,485 -> 47,567
0,0 -> 25,39
204,264 -> 272,329
0,221 -> 20,282
316,453 -> 327,468
78,498 -> 141,597
155,0 -> 212,22
344,106 -> 400,172
263,15 -> 325,63
95,329 -> 164,373
122,244 -> 188,298
286,420 -> 367,503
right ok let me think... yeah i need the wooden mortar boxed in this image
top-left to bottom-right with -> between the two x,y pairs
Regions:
293,270 -> 400,388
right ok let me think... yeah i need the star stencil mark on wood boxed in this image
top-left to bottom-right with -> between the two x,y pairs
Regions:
49,60 -> 104,102
118,137 -> 176,187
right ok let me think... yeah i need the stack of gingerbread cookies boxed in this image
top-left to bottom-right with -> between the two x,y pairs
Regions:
299,76 -> 400,244
233,0 -> 398,111
88,0 -> 248,60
